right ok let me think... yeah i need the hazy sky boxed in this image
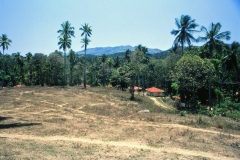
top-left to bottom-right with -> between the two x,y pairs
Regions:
1,0 -> 240,55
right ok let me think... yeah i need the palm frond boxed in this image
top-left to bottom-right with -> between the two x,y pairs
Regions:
170,29 -> 180,35
215,31 -> 231,40
175,18 -> 181,29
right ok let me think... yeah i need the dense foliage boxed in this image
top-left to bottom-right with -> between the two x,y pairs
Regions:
1,15 -> 240,119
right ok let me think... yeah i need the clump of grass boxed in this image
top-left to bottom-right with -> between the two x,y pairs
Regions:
197,116 -> 210,126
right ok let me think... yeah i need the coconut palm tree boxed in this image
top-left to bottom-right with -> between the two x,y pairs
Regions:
79,23 -> 92,88
80,37 -> 91,88
57,21 -> 75,39
171,15 -> 199,55
197,22 -> 230,106
0,34 -> 12,55
222,41 -> 240,77
57,21 -> 75,87
197,22 -> 231,58
0,34 -> 12,88
58,35 -> 72,87
221,42 -> 240,101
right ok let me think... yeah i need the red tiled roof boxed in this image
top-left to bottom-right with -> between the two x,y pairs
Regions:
146,87 -> 164,93
134,86 -> 142,91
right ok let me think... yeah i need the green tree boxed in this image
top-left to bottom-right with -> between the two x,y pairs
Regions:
171,54 -> 215,108
0,34 -> 12,87
48,53 -> 63,85
171,15 -> 199,55
197,22 -> 230,106
14,52 -> 24,84
221,41 -> 240,101
32,53 -> 46,86
0,34 -> 12,55
222,41 -> 239,75
68,49 -> 76,86
79,23 -> 92,88
124,49 -> 131,63
25,52 -> 33,85
197,22 -> 231,58
88,56 -> 100,86
58,35 -> 72,86
113,56 -> 120,68
57,21 -> 75,87
101,54 -> 107,86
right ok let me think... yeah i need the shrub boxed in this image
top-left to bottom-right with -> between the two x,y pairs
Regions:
179,110 -> 187,116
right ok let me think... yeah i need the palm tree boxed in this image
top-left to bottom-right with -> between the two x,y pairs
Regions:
57,21 -> 75,87
0,34 -> 12,88
0,34 -> 12,55
171,15 -> 199,55
79,23 -> 92,88
197,22 -> 231,106
80,37 -> 91,88
222,41 -> 240,102
58,35 -> 72,87
197,22 -> 231,58
57,21 -> 75,38
222,41 -> 240,77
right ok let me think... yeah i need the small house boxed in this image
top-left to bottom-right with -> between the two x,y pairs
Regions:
134,86 -> 142,92
146,87 -> 164,97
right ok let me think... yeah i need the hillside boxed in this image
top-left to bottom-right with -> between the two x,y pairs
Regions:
0,87 -> 239,159
76,45 -> 162,56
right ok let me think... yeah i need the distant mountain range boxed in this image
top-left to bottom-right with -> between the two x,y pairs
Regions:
76,45 -> 162,56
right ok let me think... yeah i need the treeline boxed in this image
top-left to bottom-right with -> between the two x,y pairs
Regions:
1,15 -> 240,118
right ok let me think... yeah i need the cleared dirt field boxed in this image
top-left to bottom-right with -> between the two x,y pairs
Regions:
0,87 -> 240,159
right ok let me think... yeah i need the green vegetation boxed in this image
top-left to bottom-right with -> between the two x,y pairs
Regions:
79,23 -> 92,89
1,15 -> 240,120
57,21 -> 75,87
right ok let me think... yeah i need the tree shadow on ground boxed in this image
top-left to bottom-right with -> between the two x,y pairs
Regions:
0,116 -> 12,122
0,116 -> 41,129
0,123 -> 41,129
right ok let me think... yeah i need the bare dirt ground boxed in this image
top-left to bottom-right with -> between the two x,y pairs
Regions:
149,97 -> 175,110
0,87 -> 240,159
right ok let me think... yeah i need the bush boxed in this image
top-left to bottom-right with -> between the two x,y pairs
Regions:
179,110 -> 187,116
225,110 -> 240,120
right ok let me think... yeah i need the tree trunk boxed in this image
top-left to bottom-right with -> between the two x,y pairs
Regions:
103,63 -> 105,86
70,68 -> 72,86
142,72 -> 144,96
84,46 -> 87,89
208,73 -> 211,106
181,41 -> 184,55
2,49 -> 5,88
63,50 -> 66,87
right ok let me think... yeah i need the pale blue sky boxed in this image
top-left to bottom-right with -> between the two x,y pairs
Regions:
1,0 -> 240,55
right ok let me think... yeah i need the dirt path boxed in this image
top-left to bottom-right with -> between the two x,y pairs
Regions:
0,133 -> 235,160
149,97 -> 174,110
118,119 -> 240,138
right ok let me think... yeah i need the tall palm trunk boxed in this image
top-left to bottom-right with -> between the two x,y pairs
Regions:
208,46 -> 213,106
2,49 -> 5,88
84,45 -> 87,88
70,67 -> 73,86
181,41 -> 184,55
208,73 -> 211,106
63,49 -> 66,87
